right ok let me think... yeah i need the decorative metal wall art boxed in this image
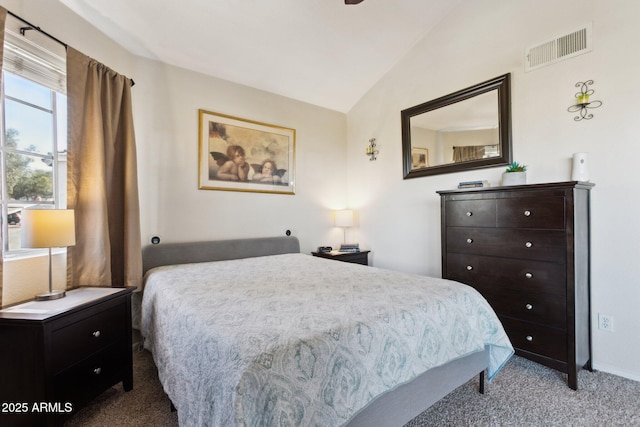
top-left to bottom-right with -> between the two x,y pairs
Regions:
366,138 -> 378,161
567,80 -> 602,121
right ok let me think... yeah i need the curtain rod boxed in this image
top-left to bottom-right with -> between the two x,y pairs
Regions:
6,10 -> 135,86
7,10 -> 67,48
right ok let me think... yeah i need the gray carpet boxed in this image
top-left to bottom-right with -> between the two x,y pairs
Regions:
66,349 -> 640,426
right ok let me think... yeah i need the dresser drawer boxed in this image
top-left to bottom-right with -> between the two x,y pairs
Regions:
446,227 -> 566,261
500,316 -> 567,362
54,342 -> 126,407
481,290 -> 566,328
445,199 -> 496,227
496,196 -> 565,229
51,301 -> 127,373
446,253 -> 566,297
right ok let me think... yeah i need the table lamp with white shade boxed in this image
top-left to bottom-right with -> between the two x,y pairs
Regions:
21,209 -> 76,301
334,209 -> 354,244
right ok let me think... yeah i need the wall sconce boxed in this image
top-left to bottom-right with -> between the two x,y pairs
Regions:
334,209 -> 354,244
365,138 -> 378,161
567,80 -> 602,121
21,209 -> 76,301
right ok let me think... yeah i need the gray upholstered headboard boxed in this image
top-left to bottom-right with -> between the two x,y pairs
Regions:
141,236 -> 300,275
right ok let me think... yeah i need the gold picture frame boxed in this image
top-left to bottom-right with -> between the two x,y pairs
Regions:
198,109 -> 296,194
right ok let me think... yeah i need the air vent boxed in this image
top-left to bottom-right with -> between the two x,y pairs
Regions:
525,23 -> 592,72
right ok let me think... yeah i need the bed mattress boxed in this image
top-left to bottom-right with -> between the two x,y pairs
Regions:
141,253 -> 513,426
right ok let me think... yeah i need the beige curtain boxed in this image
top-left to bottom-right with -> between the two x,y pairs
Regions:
0,7 -> 6,306
453,146 -> 485,162
66,47 -> 142,289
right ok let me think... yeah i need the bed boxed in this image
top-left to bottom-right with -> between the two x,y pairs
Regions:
140,236 -> 513,427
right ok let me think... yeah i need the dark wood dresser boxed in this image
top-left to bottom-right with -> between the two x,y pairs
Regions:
0,287 -> 134,426
438,181 -> 593,389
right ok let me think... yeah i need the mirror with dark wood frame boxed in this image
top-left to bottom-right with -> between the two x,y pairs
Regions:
401,73 -> 512,178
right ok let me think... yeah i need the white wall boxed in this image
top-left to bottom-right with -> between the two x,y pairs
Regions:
131,59 -> 348,253
347,0 -> 640,381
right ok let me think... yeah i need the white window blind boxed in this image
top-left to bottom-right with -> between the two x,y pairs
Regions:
3,15 -> 66,94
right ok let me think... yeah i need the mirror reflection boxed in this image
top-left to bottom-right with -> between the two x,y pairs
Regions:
402,74 -> 512,178
409,91 -> 499,168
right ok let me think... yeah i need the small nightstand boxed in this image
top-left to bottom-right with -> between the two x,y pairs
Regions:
0,287 -> 134,426
311,250 -> 370,265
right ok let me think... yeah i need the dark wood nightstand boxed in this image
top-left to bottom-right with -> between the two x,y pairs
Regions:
311,250 -> 370,265
0,287 -> 134,426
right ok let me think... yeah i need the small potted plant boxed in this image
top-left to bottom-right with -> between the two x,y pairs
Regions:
502,162 -> 527,186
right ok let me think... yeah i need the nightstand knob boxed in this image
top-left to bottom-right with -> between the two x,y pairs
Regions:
525,241 -> 533,248
525,303 -> 533,310
524,210 -> 531,217
466,265 -> 473,271
466,238 -> 473,244
93,367 -> 102,375
92,330 -> 101,338
466,211 -> 473,217
526,335 -> 533,342
525,272 -> 533,279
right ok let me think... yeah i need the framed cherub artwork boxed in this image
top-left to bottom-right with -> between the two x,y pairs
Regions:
198,109 -> 296,194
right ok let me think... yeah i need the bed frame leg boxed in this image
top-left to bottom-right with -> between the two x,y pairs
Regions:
479,371 -> 485,394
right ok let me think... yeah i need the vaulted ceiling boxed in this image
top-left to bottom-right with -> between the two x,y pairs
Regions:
59,0 -> 463,112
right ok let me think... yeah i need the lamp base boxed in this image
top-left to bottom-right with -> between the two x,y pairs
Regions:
35,290 -> 66,301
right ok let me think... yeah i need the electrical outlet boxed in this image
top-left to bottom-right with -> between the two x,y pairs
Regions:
598,313 -> 614,332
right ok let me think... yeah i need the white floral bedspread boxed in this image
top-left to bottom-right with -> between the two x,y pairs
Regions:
141,253 -> 513,426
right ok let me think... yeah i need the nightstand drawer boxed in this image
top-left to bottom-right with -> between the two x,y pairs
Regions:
496,196 -> 565,229
500,317 -> 567,362
446,227 -> 566,261
52,300 -> 127,373
54,342 -> 126,407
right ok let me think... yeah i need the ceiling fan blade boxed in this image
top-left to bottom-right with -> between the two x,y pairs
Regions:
345,0 -> 365,4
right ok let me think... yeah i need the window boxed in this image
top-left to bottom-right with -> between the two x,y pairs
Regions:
1,15 -> 67,255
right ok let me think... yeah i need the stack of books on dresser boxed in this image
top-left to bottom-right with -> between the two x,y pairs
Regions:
458,180 -> 491,189
339,243 -> 360,253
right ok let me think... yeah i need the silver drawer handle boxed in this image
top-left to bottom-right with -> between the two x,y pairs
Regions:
526,335 -> 533,342
466,265 -> 473,271
525,272 -> 533,279
523,210 -> 531,216
525,304 -> 533,310
525,241 -> 533,248
466,238 -> 473,244
92,330 -> 101,338
466,211 -> 473,217
93,367 -> 102,375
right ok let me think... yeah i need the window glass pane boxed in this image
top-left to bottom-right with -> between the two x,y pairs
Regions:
2,42 -> 64,255
4,72 -> 52,110
4,98 -> 54,155
56,92 -> 67,152
7,205 -> 22,251
6,151 -> 54,252
6,152 -> 54,202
